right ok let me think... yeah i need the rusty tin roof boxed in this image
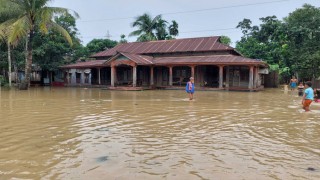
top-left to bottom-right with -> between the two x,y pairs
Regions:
153,55 -> 266,66
61,60 -> 108,68
91,36 -> 234,58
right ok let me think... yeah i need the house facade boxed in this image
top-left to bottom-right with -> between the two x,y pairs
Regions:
61,36 -> 268,90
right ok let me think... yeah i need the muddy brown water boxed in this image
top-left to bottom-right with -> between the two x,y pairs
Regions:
0,87 -> 319,180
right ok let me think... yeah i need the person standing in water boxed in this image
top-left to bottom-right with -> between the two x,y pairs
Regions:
298,82 -> 304,96
186,77 -> 195,100
302,81 -> 314,112
290,76 -> 298,91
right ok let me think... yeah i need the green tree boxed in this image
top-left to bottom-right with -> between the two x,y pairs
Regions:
236,16 -> 289,81
236,4 -> 320,82
129,13 -> 160,42
119,34 -> 128,44
0,0 -> 23,87
32,13 -> 81,71
0,0 -> 78,90
155,18 -> 168,40
220,36 -> 231,46
86,38 -> 118,56
168,20 -> 179,37
284,4 -> 320,80
129,13 -> 179,42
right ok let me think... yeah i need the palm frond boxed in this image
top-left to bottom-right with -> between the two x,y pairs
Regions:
48,22 -> 73,46
0,18 -> 18,41
41,7 -> 79,18
8,15 -> 30,45
37,8 -> 51,33
152,14 -> 162,25
129,29 -> 143,37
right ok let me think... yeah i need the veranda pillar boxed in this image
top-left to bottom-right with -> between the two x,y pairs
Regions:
219,65 -> 224,89
249,66 -> 254,89
226,66 -> 230,88
169,66 -> 173,86
133,65 -> 137,87
150,66 -> 154,86
98,68 -> 101,85
191,66 -> 195,78
111,66 -> 115,87
81,71 -> 85,84
254,66 -> 259,89
66,70 -> 70,84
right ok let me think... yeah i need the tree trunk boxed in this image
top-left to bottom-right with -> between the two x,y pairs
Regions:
20,31 -> 34,90
13,57 -> 18,83
7,43 -> 12,87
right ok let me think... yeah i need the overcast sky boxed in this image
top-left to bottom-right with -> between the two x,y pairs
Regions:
51,0 -> 320,46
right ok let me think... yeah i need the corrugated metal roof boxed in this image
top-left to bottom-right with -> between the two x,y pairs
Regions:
153,55 -> 266,65
119,52 -> 154,65
91,36 -> 234,58
61,55 -> 266,69
60,60 -> 108,68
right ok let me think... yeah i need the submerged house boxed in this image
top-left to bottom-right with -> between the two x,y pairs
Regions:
61,36 -> 268,90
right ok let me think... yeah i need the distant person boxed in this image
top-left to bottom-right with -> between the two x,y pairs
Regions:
301,81 -> 314,112
298,82 -> 304,96
314,89 -> 319,103
186,77 -> 195,100
290,76 -> 298,91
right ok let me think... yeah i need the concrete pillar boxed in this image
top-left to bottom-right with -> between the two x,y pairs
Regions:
254,66 -> 259,88
66,70 -> 70,84
150,66 -> 154,86
249,66 -> 254,89
81,71 -> 85,84
226,66 -> 230,88
169,66 -> 173,86
219,65 -> 224,89
253,67 -> 257,89
98,68 -> 101,85
133,66 -> 137,87
191,66 -> 195,78
111,66 -> 115,87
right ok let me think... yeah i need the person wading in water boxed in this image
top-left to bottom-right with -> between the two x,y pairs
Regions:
290,76 -> 298,91
186,77 -> 195,100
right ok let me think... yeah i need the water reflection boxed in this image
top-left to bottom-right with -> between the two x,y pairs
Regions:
0,87 -> 319,179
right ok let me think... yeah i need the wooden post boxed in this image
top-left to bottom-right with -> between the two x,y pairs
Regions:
219,65 -> 224,89
133,65 -> 137,87
226,66 -> 230,88
98,68 -> 101,85
249,66 -> 254,89
111,66 -> 115,87
150,66 -> 154,86
169,66 -> 173,86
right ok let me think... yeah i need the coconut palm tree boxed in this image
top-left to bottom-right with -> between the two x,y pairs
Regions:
155,18 -> 168,40
0,0 -> 78,90
0,0 -> 22,87
169,20 -> 179,37
129,13 -> 161,42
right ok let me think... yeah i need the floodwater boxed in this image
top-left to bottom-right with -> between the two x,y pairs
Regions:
0,87 -> 319,180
